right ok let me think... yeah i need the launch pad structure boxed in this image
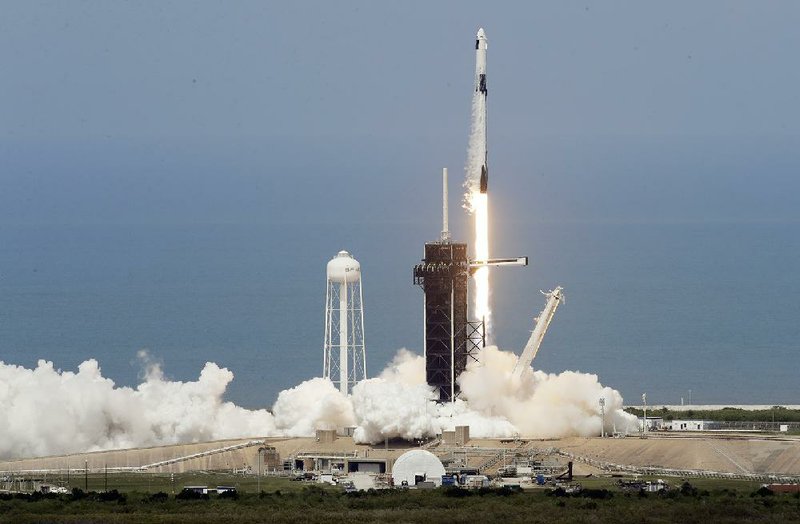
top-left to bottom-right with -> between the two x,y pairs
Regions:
414,168 -> 526,402
413,241 -> 484,402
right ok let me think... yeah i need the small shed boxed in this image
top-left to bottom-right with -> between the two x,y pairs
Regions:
346,459 -> 387,474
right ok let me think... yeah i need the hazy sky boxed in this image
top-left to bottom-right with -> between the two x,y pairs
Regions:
2,1 -> 799,226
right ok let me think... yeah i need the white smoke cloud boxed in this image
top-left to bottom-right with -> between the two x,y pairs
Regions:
272,377 -> 355,436
0,356 -> 276,459
351,378 -> 438,443
351,346 -> 637,444
457,346 -> 637,438
0,346 -> 637,459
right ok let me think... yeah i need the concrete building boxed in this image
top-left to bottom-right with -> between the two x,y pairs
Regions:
666,420 -> 719,431
638,417 -> 664,431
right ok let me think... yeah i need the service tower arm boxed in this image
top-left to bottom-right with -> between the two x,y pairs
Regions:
511,287 -> 564,379
469,257 -> 528,269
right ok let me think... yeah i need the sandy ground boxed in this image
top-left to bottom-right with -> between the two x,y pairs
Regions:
554,434 -> 800,475
1,433 -> 798,477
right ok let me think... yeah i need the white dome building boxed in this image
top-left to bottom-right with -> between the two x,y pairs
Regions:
391,450 -> 446,487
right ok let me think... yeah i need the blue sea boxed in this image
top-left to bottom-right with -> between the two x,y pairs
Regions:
0,221 -> 798,408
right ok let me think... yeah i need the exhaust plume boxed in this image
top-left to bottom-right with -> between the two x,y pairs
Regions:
0,346 -> 637,459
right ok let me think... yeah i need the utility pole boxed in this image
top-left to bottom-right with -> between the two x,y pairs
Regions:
257,448 -> 264,494
599,397 -> 606,438
84,460 -> 88,492
104,464 -> 107,492
642,393 -> 648,438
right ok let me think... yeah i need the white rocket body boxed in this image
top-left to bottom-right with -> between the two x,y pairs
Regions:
475,28 -> 488,194
475,28 -> 488,88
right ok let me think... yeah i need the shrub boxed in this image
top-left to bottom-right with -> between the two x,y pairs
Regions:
443,487 -> 471,498
98,489 -> 125,503
176,489 -> 209,501
580,489 -> 613,500
680,482 -> 698,497
546,487 -> 567,498
69,488 -> 86,501
302,485 -> 327,497
148,492 -> 169,503
752,487 -> 774,498
218,490 -> 239,500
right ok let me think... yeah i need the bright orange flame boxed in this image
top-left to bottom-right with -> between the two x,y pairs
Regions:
470,191 -> 490,331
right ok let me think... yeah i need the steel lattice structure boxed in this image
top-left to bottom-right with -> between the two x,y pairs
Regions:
414,242 -> 483,402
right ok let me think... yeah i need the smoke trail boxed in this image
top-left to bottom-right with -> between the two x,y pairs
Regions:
464,94 -> 487,202
0,347 -> 637,459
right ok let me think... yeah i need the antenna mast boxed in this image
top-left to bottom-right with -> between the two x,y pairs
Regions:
441,168 -> 451,242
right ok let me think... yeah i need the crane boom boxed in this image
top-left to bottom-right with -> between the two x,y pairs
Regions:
512,286 -> 564,379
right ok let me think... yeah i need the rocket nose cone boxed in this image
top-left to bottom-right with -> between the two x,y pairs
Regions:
477,27 -> 486,39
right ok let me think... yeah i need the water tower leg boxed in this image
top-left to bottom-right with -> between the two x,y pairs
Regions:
339,281 -> 348,395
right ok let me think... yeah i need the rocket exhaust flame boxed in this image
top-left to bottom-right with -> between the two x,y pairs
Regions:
470,192 -> 491,332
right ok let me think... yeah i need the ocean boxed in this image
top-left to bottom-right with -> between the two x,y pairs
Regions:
0,220 -> 797,408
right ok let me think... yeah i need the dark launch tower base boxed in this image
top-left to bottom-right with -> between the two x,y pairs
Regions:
414,242 -> 483,402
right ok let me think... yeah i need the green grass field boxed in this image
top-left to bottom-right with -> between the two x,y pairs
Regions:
2,474 -> 799,523
54,471 -> 313,494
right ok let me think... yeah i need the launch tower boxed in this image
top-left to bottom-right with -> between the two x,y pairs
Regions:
414,169 -> 485,402
414,241 -> 485,402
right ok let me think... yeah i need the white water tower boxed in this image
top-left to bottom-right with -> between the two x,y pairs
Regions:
323,250 -> 366,394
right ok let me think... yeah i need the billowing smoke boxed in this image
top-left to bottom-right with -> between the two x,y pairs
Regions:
0,353 -> 276,459
351,347 -> 635,444
457,346 -> 635,438
272,378 -> 355,435
0,346 -> 637,459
